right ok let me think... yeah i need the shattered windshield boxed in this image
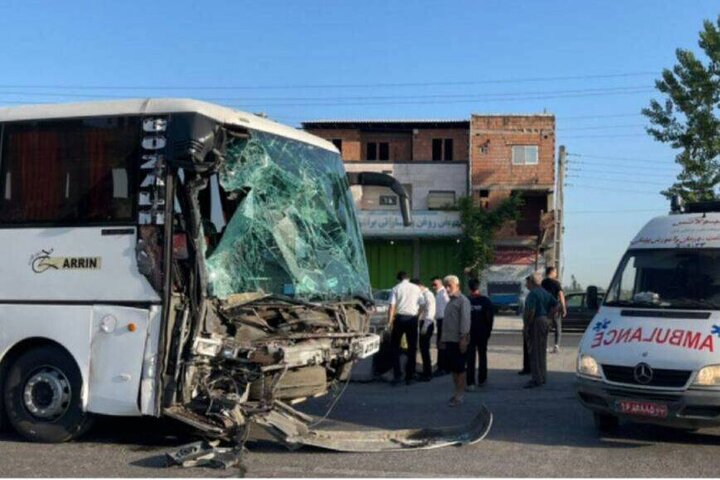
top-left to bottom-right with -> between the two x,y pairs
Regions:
204,130 -> 371,301
605,249 -> 720,309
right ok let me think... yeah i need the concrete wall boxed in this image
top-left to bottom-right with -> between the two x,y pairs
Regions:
344,161 -> 468,210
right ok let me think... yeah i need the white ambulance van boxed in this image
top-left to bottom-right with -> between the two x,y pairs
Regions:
577,199 -> 720,432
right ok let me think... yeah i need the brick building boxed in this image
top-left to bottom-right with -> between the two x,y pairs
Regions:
302,114 -> 560,302
470,114 -> 558,308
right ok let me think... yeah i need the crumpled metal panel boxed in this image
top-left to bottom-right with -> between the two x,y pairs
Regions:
206,131 -> 370,301
251,402 -> 494,452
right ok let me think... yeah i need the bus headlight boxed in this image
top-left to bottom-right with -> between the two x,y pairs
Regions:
693,365 -> 720,386
577,354 -> 601,378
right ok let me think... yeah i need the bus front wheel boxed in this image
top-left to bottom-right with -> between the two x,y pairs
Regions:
3,345 -> 92,442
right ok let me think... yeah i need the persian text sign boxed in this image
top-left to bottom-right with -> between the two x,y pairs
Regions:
358,210 -> 462,238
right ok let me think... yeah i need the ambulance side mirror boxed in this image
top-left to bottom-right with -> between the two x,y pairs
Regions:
586,286 -> 600,311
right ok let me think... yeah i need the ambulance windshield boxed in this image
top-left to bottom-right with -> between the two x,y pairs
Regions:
605,249 -> 720,309
203,130 -> 371,302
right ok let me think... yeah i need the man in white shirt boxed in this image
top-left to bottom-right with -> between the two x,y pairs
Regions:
388,271 -> 425,385
411,278 -> 436,381
432,276 -> 451,376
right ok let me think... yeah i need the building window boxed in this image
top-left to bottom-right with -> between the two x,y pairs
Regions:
427,190 -> 456,210
511,145 -> 539,165
444,139 -> 453,161
0,117 -> 138,225
366,142 -> 389,161
379,142 -> 389,161
476,189 -> 490,209
432,138 -> 454,161
379,195 -> 398,206
367,142 -> 377,160
331,138 -> 342,153
432,139 -> 442,161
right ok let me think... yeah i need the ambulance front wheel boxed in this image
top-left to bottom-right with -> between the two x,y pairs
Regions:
593,412 -> 619,433
3,345 -> 93,442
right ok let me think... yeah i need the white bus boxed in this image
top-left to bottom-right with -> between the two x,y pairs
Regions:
0,99 -> 418,446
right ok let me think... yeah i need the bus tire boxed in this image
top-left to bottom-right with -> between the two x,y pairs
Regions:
593,412 -> 619,433
3,345 -> 93,443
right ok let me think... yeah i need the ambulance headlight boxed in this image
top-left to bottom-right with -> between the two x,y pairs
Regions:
693,365 -> 720,386
577,354 -> 601,378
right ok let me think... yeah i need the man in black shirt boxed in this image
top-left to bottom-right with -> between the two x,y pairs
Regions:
541,266 -> 566,353
466,278 -> 494,390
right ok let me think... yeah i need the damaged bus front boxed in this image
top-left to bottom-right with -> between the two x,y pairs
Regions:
157,112 -> 392,442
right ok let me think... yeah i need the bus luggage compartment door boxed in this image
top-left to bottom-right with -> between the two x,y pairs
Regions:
87,306 -> 149,416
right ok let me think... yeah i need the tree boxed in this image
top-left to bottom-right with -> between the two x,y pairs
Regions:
457,193 -> 523,278
642,17 -> 720,202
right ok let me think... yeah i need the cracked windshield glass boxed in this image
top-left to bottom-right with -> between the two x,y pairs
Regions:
205,130 -> 370,301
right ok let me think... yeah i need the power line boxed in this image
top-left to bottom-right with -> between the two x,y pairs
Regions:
566,175 -> 668,186
0,85 -> 654,102
558,113 -> 644,120
567,167 -> 676,178
0,87 -> 656,108
565,183 -> 661,195
219,88 -> 657,107
567,153 -> 676,167
566,208 -> 665,214
567,160 -> 677,171
561,133 -> 648,139
558,123 -> 646,131
569,152 -> 670,163
0,72 -> 658,91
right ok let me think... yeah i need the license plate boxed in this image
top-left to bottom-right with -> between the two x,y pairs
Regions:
352,334 -> 380,359
616,400 -> 669,418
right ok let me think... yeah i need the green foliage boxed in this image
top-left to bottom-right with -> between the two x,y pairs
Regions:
642,17 -> 720,201
458,193 -> 523,278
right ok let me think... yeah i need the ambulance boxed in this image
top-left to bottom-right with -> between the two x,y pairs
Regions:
577,198 -> 720,432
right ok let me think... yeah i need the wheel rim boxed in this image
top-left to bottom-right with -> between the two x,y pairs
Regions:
22,366 -> 71,420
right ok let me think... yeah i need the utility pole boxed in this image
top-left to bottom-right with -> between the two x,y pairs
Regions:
555,145 -> 566,282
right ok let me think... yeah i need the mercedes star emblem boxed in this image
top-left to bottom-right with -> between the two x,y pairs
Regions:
633,362 -> 654,384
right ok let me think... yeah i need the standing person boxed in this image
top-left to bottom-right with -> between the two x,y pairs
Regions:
466,278 -> 494,390
412,279 -> 436,381
439,275 -> 471,406
388,271 -> 425,386
518,289 -> 531,376
431,276 -> 450,376
522,272 -> 558,389
542,266 -> 567,354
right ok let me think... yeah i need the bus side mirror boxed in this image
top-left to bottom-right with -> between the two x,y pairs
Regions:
586,285 -> 600,311
347,172 -> 412,226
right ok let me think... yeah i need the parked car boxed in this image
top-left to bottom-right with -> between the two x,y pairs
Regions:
370,289 -> 392,331
488,281 -> 522,314
563,291 -> 605,331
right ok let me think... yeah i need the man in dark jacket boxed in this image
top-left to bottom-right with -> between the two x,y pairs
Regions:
466,278 -> 494,390
542,266 -> 567,354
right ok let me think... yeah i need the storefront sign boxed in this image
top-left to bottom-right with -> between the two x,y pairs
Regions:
358,210 -> 462,238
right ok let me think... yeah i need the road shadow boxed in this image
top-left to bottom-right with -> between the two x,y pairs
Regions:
270,367 -> 720,454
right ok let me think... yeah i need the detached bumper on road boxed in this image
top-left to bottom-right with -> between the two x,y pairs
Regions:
576,376 -> 720,429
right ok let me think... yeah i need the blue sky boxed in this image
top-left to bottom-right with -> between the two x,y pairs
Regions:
0,0 -> 717,288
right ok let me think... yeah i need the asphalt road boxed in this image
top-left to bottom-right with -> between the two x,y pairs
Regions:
2,320 -> 720,477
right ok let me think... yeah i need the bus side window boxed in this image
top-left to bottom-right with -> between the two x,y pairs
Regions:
0,117 -> 139,225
